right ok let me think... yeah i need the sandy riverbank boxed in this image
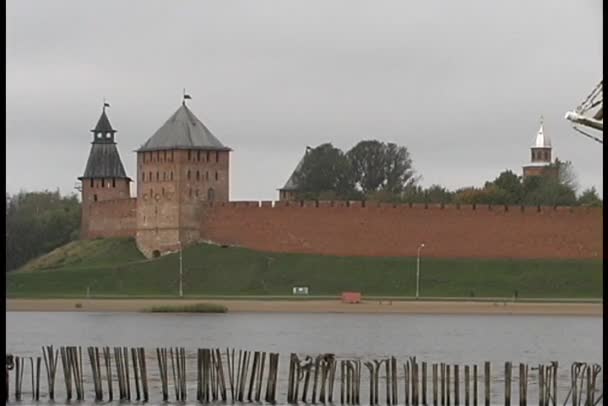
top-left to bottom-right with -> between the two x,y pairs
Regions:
5,299 -> 603,316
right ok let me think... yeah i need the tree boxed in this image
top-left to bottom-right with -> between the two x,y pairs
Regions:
383,143 -> 417,194
346,140 -> 416,195
489,170 -> 523,204
6,190 -> 81,272
424,185 -> 454,204
293,143 -> 358,200
578,187 -> 603,207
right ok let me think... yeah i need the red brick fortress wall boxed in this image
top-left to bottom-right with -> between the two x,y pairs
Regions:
84,198 -> 137,239
199,201 -> 603,259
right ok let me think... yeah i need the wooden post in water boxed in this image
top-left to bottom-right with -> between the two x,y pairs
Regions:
433,364 -> 438,406
455,364 -> 460,406
103,347 -> 113,401
138,348 -> 148,402
35,356 -> 41,401
473,365 -> 478,406
505,362 -> 512,406
518,364 -> 527,406
60,347 -> 72,400
551,362 -> 558,406
446,364 -> 450,406
484,362 -> 490,406
42,346 -> 58,400
405,362 -> 410,406
441,363 -> 445,406
539,364 -> 546,406
422,362 -> 427,406
465,365 -> 470,406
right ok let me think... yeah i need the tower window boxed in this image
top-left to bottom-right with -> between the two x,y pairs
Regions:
163,151 -> 167,161
90,179 -> 94,187
216,151 -> 219,162
207,188 -> 215,202
215,171 -> 218,181
149,172 -> 152,182
206,151 -> 210,161
196,171 -> 200,181
156,151 -> 160,161
150,188 -> 153,197
188,150 -> 191,161
94,194 -> 98,202
187,170 -> 191,180
112,178 -> 116,188
170,171 -> 173,181
170,151 -> 174,162
142,172 -> 145,182
101,179 -> 105,187
162,187 -> 165,196
206,171 -> 209,181
156,172 -> 159,181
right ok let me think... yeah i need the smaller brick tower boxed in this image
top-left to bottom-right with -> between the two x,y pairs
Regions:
523,116 -> 558,179
278,146 -> 311,200
78,103 -> 132,238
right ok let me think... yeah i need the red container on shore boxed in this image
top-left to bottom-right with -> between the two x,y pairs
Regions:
341,292 -> 362,304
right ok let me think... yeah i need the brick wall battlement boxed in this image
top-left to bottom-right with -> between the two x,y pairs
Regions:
203,200 -> 601,215
199,202 -> 602,259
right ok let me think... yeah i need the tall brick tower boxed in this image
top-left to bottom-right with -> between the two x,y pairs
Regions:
78,103 -> 132,238
523,116 -> 558,179
135,96 -> 231,257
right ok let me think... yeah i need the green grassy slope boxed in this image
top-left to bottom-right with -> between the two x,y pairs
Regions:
6,238 -> 603,299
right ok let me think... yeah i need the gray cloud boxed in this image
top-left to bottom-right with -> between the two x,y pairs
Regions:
7,0 -> 603,200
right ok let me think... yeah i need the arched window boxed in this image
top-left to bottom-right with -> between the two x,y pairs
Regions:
94,194 -> 98,202
215,151 -> 219,162
207,188 -> 215,202
112,178 -> 116,188
215,171 -> 218,181
90,179 -> 94,187
188,150 -> 191,161
101,179 -> 105,187
196,171 -> 200,181
187,170 -> 191,180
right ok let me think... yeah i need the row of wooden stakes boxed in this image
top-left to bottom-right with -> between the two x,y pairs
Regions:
5,346 -> 603,406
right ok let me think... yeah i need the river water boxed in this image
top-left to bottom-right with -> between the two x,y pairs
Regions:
6,311 -> 603,405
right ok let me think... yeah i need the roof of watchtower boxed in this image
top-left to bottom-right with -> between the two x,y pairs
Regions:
137,103 -> 231,152
279,147 -> 310,191
79,143 -> 130,180
92,109 -> 115,134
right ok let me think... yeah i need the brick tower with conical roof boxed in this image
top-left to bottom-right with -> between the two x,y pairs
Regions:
135,96 -> 231,257
79,104 -> 132,238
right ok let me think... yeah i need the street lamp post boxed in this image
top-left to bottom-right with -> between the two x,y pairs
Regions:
178,242 -> 183,298
416,243 -> 425,299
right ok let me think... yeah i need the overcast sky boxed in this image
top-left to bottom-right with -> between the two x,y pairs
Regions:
7,0 -> 603,200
